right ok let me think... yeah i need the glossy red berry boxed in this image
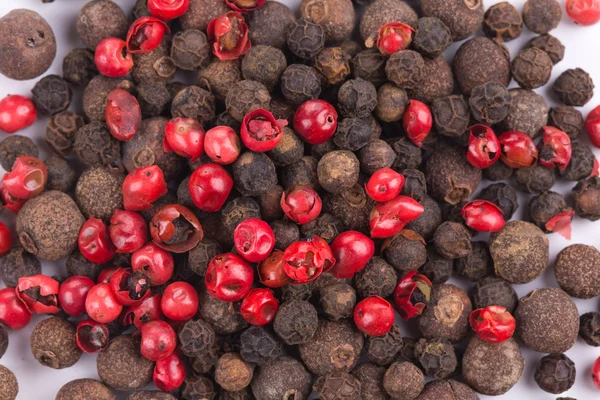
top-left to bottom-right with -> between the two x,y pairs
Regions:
586,105 -> 600,148
240,109 -> 287,152
280,186 -> 322,225
97,266 -> 119,285
140,320 -> 177,361
225,0 -> 266,12
188,163 -> 233,212
546,210 -> 576,240
0,95 -> 36,134
126,17 -> 170,54
95,38 -> 133,77
2,156 -> 47,200
329,231 -> 375,279
109,210 -> 148,254
0,287 -> 32,330
538,126 -> 572,170
233,218 -> 275,263
593,356 -> 600,389
161,281 -> 199,321
58,276 -> 95,317
393,270 -> 432,320
374,22 -> 414,56
0,222 -> 11,257
0,184 -> 26,213
369,195 -> 424,238
293,100 -> 338,145
122,293 -> 163,329
16,275 -> 60,314
206,253 -> 254,302
123,165 -> 168,211
282,236 -> 335,283
365,168 -> 405,203
467,124 -> 501,169
148,0 -> 190,20
566,0 -> 600,25
131,243 -> 174,286
110,268 -> 152,307
354,296 -> 395,336
240,288 -> 279,326
154,352 -> 187,391
207,12 -> 251,60
403,100 -> 432,147
78,218 -> 116,264
461,200 -> 505,233
204,126 -> 242,165
469,305 -> 516,343
164,118 -> 205,161
150,204 -> 204,253
105,88 -> 141,142
257,250 -> 291,289
75,319 -> 110,353
499,131 -> 538,168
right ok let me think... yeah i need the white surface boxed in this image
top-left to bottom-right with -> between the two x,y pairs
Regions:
1,0 -> 600,399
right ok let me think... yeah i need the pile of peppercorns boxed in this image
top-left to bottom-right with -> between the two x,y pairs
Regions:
1,0 -> 600,398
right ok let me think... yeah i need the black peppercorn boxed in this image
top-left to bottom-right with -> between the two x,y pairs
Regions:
417,380 -> 479,400
313,372 -> 361,400
333,118 -> 372,151
83,75 -> 134,122
221,197 -> 262,234
240,326 -> 283,366
231,152 -> 277,197
181,375 -> 217,400
62,48 -> 97,86
245,0 -> 294,48
75,168 -> 124,222
553,68 -> 595,106
190,342 -> 220,375
317,150 -> 360,194
132,42 -> 177,85
523,0 -> 562,34
198,286 -> 248,335
136,82 -> 170,118
355,256 -> 397,298
534,353 -> 576,394
180,0 -> 229,32
256,185 -> 283,223
408,56 -> 454,104
478,183 -> 518,219
177,318 -> 217,359
337,78 -> 378,118
188,239 -> 222,278
0,365 -> 18,400
382,362 -> 424,400
273,300 -> 319,345
74,122 -> 121,168
197,59 -> 242,101
319,282 -> 356,322
433,222 -> 472,260
385,50 -> 424,90
287,18 -> 326,60
562,141 -> 595,181
314,47 -> 351,86
420,246 -> 453,284
46,111 -> 85,157
299,0 -> 354,43
580,312 -> 600,347
323,184 -> 373,234
31,75 -> 72,116
413,17 -> 452,58
483,160 -> 514,181
301,213 -> 344,244
66,250 -> 104,281
471,276 -> 518,313
0,135 -> 38,171
358,139 -> 396,175
426,145 -> 481,204
170,85 -> 216,126
469,82 -> 512,125
280,65 -> 321,105
515,165 -> 555,194
251,356 -> 312,400
270,220 -> 301,250
483,2 -> 523,41
511,48 -> 553,90
573,176 -> 600,221
281,282 -> 314,302
76,0 -> 128,49
526,34 -> 565,64
45,156 -> 77,193
431,95 -> 470,137
366,325 -> 403,366
414,337 -> 457,379
226,80 -> 271,122
30,317 -> 81,369
383,230 -> 427,273
241,45 -> 287,91
421,0 -> 483,41
400,169 -> 427,202
375,83 -> 408,123
555,244 -> 600,299
529,191 -> 570,231
352,363 -> 387,400
127,391 -> 176,400
419,283 -> 472,343
455,241 -> 493,281
170,29 -> 210,71
549,106 -> 584,139
352,49 -> 387,86
391,138 -> 422,172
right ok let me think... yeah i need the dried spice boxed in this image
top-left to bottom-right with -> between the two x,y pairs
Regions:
421,0 -> 483,41
383,230 -> 427,273
251,357 -> 312,400
198,286 -> 248,335
97,336 -> 154,391
515,165 -> 555,194
46,111 -> 85,157
549,106 -> 584,139
408,56 -> 454,104
171,29 -> 210,71
0,135 -> 38,171
580,312 -> 600,347
433,222 -> 472,260
270,220 -> 300,251
74,122 -> 121,168
197,59 -> 242,101
177,318 -> 216,358
45,156 -> 77,193
426,145 -> 481,205
301,213 -> 344,244
555,244 -> 600,299
317,151 -> 360,194
391,137 -> 422,172
385,50 -> 424,90
553,68 -> 595,106
226,80 -> 271,122
132,42 -> 177,85
273,300 -> 318,345
375,83 -> 408,123
418,283 -> 472,343
400,169 -> 427,202
420,246 -> 453,284
232,152 -> 277,197
357,140 -> 395,176
0,365 -> 18,400
287,18 -> 325,60
83,75 -> 134,122
483,2 -> 523,41
337,78 -> 378,118
534,353 -> 576,394
383,362 -> 424,400
127,392 -> 175,400
75,168 -> 124,222
215,353 -> 254,392
30,317 -> 81,369
181,375 -> 216,400
352,49 -> 387,86
320,283 -> 356,321
472,276 -> 518,313
180,0 -> 230,32
415,337 -> 457,379
528,191 -> 571,232
239,326 -> 283,366
561,141 -> 595,181
62,48 -> 97,86
76,0 -> 128,49
31,75 -> 72,116
431,95 -> 469,137
469,82 -> 511,125
455,241 -> 493,281
417,380 -> 478,400
365,325 -> 403,365
478,182 -> 519,219
0,247 -> 41,288
136,83 -> 170,117
351,363 -> 387,400
413,17 -> 452,58
359,0 -> 418,43
498,88 -> 548,138
221,197 -> 262,233
511,48 -> 553,90
170,86 -> 216,126
483,160 -> 514,181
56,379 -> 114,400
355,257 -> 397,298
523,0 -> 562,34
526,34 -> 565,64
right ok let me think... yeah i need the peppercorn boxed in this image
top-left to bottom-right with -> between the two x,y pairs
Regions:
0,326 -> 7,359
255,186 -> 283,223
555,244 -> 600,299
580,312 -> 600,346
319,283 -> 356,321
351,50 -> 387,86
417,380 -> 478,400
170,86 -> 216,126
74,122 -> 121,169
523,0 -> 562,34
534,354 -> 576,394
97,335 -> 154,391
383,230 -> 427,272
197,60 -> 241,102
239,326 -> 283,366
0,365 -> 18,400
281,282 -> 314,302
351,364 -> 386,400
365,325 -> 403,366
391,138 -> 423,172
179,0 -> 229,31
553,68 -> 595,106
251,356 -> 312,400
359,0 -> 418,42
421,0 -> 483,41
299,0 -> 354,43
30,317 -> 81,369
299,214 -> 342,245
400,169 -> 427,202
190,342 -> 220,375
44,156 -> 76,193
426,145 -> 481,205
230,152 -> 277,197
433,222 -> 472,260
76,0 -> 127,49
181,375 -> 216,400
323,184 -> 373,234
414,337 -> 457,379
313,372 -> 361,399
469,82 -> 512,125
31,75 -> 72,116
380,362 -> 422,400
483,160 -> 514,181
384,50 -> 424,90
132,42 -> 177,85
562,141 -> 595,181
62,48 -> 97,87
526,34 -> 565,64
136,83 -> 170,117
169,29 -> 210,71
548,106 -> 584,140
83,75 -> 134,122
411,17 -> 451,59
428,95 -> 468,138
355,257 -> 397,298
337,78 -> 378,118
471,276 -> 517,313
357,140 -> 396,176
316,150 -> 360,194
75,168 -> 124,222
286,18 -> 326,60
408,56 -> 454,104
239,46 -> 287,92
373,83 -> 407,123
45,111 -> 85,157
272,300 -> 318,345
419,246 -> 453,284
455,241 -> 492,281
515,287 -> 579,353
56,379 -> 114,400
226,80 -> 271,122
277,67 -> 320,107
573,177 -> 600,223
463,336 -> 524,395
332,118 -> 371,152
478,182 -> 519,219
511,48 -> 553,90
0,135 -> 38,171
481,2 -> 521,42
528,191 -> 569,231
221,198 -> 261,234
177,318 -> 216,358
269,220 -> 299,250
453,37 -> 511,95
127,392 -> 176,400
418,283 -> 472,343
198,286 -> 248,335
515,165 -> 555,194
66,250 -> 103,281
214,353 -> 254,392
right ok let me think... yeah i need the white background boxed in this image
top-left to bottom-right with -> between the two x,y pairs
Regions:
1,0 -> 600,399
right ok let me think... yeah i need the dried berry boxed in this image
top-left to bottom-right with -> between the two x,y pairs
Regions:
74,122 -> 121,168
314,372 -> 361,400
239,46 -> 287,91
170,86 -> 216,126
0,135 -> 38,171
319,283 -> 356,321
580,312 -> 600,346
526,34 -> 565,64
523,0 -> 562,34
549,106 -> 584,140
555,244 -> 600,299
385,50 -> 424,90
214,353 -> 253,392
332,118 -> 371,152
181,375 -> 216,400
515,165 -> 555,194
45,156 -> 77,193
553,68 -> 595,106
62,48 -> 97,86
337,78 -> 378,118
170,29 -> 210,71
417,380 -> 478,400
83,75 -> 134,122
136,83 -> 170,117
31,75 -> 72,116
426,145 -> 481,205
314,47 -> 351,86
534,354 -> 576,394
198,287 -> 248,335
177,318 -> 216,358
415,337 -> 457,379
400,169 -> 427,202
352,49 -> 387,86
429,95 -> 469,138
383,230 -> 427,272
0,247 -> 40,288
0,365 -> 18,400
30,317 -> 81,369
391,137 -> 422,172
528,191 -> 571,234
273,300 -> 318,345
472,276 -> 518,313
251,356 -> 312,400
365,325 -> 403,365
383,362 -> 424,400
280,65 -> 321,105
287,18 -> 325,60
351,363 -> 387,400
355,257 -> 397,298
512,48 -> 553,90
483,2 -> 522,41
299,0 -> 354,43
412,17 -> 451,58
76,0 -> 127,49
230,152 -> 277,197
127,391 -> 175,400
500,89 -> 549,138
375,83 -> 408,123
97,336 -> 154,391
180,0 -> 229,32
132,42 -> 177,85
75,168 -> 124,222
246,1 -> 295,48
45,111 -> 85,157
240,326 -> 282,366
225,80 -> 271,122
359,0 -> 418,42
433,222 -> 472,260
478,182 -> 519,219
483,160 -> 514,181
56,379 -> 114,400
420,246 -> 453,284
317,150 -> 360,194
469,82 -> 511,125
408,56 -> 454,104
421,0 -> 483,41
455,241 -> 493,281
197,59 -> 242,101
418,283 -> 472,343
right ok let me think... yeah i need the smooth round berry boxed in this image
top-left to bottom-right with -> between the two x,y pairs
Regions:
131,242 -> 175,286
149,0 -> 190,20
280,186 -> 322,225
85,283 -> 123,323
154,352 -> 187,391
329,231 -> 375,279
140,320 -> 177,361
0,222 -> 11,257
206,253 -> 254,302
122,165 -> 168,211
467,124 -> 501,169
0,95 -> 36,134
469,305 -> 516,343
164,117 -> 205,161
105,88 -> 141,142
75,319 -> 110,353
94,37 -> 133,77
189,163 -> 233,212
369,196 -> 424,238
257,250 -> 291,289
204,126 -> 242,165
233,218 -> 275,263
78,218 -> 116,264
150,204 -> 204,253
122,293 -> 163,329
462,200 -> 505,233
2,156 -> 47,200
58,276 -> 95,317
566,0 -> 600,25
16,275 -> 60,314
109,268 -> 151,307
354,296 -> 395,336
403,100 -> 432,147
365,168 -> 405,203
293,100 -> 338,145
109,209 -> 148,254
161,282 -> 199,321
126,17 -> 170,54
240,288 -> 279,326
499,131 -> 538,168
0,287 -> 32,330
240,109 -> 287,152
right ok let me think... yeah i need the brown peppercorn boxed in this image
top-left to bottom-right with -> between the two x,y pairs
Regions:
483,2 -> 523,42
31,75 -> 72,116
420,246 -> 452,284
0,246 -> 41,288
374,83 -> 408,123
75,168 -> 124,221
426,145 -> 482,204
320,283 -> 356,321
472,276 -> 518,313
232,152 -> 278,197
366,325 -> 403,366
431,95 -> 469,138
315,47 -> 351,86
299,0 -> 355,43
408,56 -> 454,104
413,17 -> 452,58
287,18 -> 326,60
239,325 -> 283,366
563,141 -> 595,181
280,65 -> 321,106
358,139 -> 396,175
0,135 -> 38,171
247,1 -> 295,49
0,365 -> 18,400
271,220 -> 301,250
359,0 -> 418,42
523,0 -> 562,34
355,257 -> 397,298
0,9 -> 56,81
463,336 -> 524,395
132,42 -> 177,85
333,118 -> 372,151
83,75 -> 134,122
137,82 -> 170,118
352,49 -> 387,86
351,363 -> 386,400
221,197 -> 262,233
178,318 -> 217,358
251,356 -> 312,400
483,160 -> 514,181
273,300 -> 318,345
479,182 -> 519,219
417,380 -> 478,400
553,68 -> 595,106
455,241 -> 493,281
281,282 -> 314,302
511,47 -> 553,90
181,375 -> 217,400
337,78 -> 378,118
170,29 -> 210,71
226,80 -> 271,122
241,45 -> 286,90
580,312 -> 600,347
76,0 -> 127,50
340,40 -> 362,57
127,391 -> 176,400
62,48 -> 97,86
383,230 -> 427,272
317,150 -> 360,194
256,185 -> 283,223
180,0 -> 229,31
214,353 -> 254,392
56,379 -> 115,400
30,317 -> 81,369
515,165 -> 555,194
323,184 -> 374,234
97,335 -> 154,391
415,337 -> 457,379
197,59 -> 242,101
534,353 -> 576,394
526,34 -> 565,64
528,191 -> 570,231
385,50 -> 424,90
555,244 -> 600,299
469,82 -> 511,125
314,372 -> 361,400
433,222 -> 472,260
170,86 -> 216,126
515,288 -> 580,353
66,250 -> 103,281
498,88 -> 548,138
198,286 -> 248,335
418,283 -> 472,343
268,128 -> 305,168
46,111 -> 85,157
301,214 -> 343,245
74,122 -> 121,168
549,106 -> 584,139
382,362 -> 424,400
573,176 -> 600,220
423,0 -> 484,40
45,156 -> 77,193
188,239 -> 222,278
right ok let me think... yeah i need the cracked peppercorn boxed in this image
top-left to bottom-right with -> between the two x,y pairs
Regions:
273,300 -> 318,345
469,82 -> 512,125
534,354 -> 576,394
415,337 -> 457,379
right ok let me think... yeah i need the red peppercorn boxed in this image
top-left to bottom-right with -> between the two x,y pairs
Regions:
164,118 -> 205,161
293,100 -> 338,145
592,158 -> 600,177
233,218 -> 276,263
2,156 -> 47,200
75,319 -> 110,353
16,275 -> 60,314
140,320 -> 177,361
58,276 -> 95,317
469,305 -> 516,343
403,100 -> 432,147
566,0 -> 600,25
461,200 -> 505,233
154,352 -> 187,391
148,0 -> 190,20
126,17 -> 170,54
538,126 -> 572,171
466,124 -> 501,169
240,109 -> 287,152
365,168 -> 405,203
207,12 -> 251,60
393,270 -> 432,320
105,88 -> 142,142
0,287 -> 32,330
499,131 -> 538,168
161,281 -> 199,321
131,242 -> 175,286
188,163 -> 233,212
354,296 -> 395,336
240,288 -> 279,326
586,105 -> 600,148
0,184 -> 26,213
150,204 -> 204,253
545,210 -> 576,240
593,356 -> 600,389
329,231 -> 375,279
78,218 -> 116,264
109,210 -> 148,254
109,268 -> 152,307
282,236 -> 335,283
122,165 -> 169,211
280,185 -> 322,225
225,0 -> 266,12
97,266 -> 119,285
95,37 -> 134,77
205,253 -> 254,302
122,293 -> 163,329
369,195 -> 424,238
204,126 -> 242,165
0,222 -> 11,257
0,95 -> 36,134
374,22 -> 414,56
257,250 -> 291,289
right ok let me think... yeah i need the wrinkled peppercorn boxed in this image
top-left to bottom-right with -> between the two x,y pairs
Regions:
97,335 -> 153,391
476,184 -> 516,220
420,246 -> 453,284
549,106 -> 584,139
415,337 -> 457,379
314,47 -> 351,86
62,48 -> 97,86
534,354 -> 576,394
0,247 -> 41,288
359,0 -> 418,41
226,80 -> 271,122
301,213 -> 344,244
526,34 -> 565,64
511,48 -> 553,90
232,152 -> 277,197
483,2 -> 522,41
287,18 -> 325,60
280,64 -> 321,105
271,220 -> 301,250
483,161 -> 514,181
352,363 -> 387,400
413,17 -> 452,58
214,353 -> 253,392
352,49 -> 387,86
46,111 -> 85,157
375,83 -> 408,123
365,325 -> 403,366
66,250 -> 103,281
221,197 -> 262,234
529,191 -> 570,231
333,118 -> 372,151
400,169 -> 427,202
45,156 -> 77,193
0,135 -> 38,171
391,138 -> 422,172
281,283 -> 314,303
240,326 -> 283,366
178,318 -> 217,359
471,276 -> 518,313
431,95 -> 470,137
337,78 -> 378,118
317,151 -> 360,194
553,68 -> 595,106
523,0 -> 562,34
320,283 -> 356,321
197,59 -> 242,101
198,287 -> 248,335
181,375 -> 216,400
561,141 -> 595,181
573,177 -> 600,221
31,75 -> 72,116
171,29 -> 210,71
273,300 -> 318,345
314,372 -> 362,400
455,241 -> 493,281
515,165 -> 556,194
247,1 -> 295,49
580,312 -> 600,347
385,50 -> 424,90
433,222 -> 472,260
469,82 -> 512,125
242,45 -> 287,91
137,83 -> 170,118
419,283 -> 472,343
383,230 -> 427,273
355,257 -> 397,298
74,122 -> 121,168
171,86 -> 216,126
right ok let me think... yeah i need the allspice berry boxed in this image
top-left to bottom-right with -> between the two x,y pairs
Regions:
75,168 -> 124,222
56,379 -> 115,400
30,317 -> 82,369
215,353 -> 254,392
247,1 -> 296,49
421,0 -> 484,41
251,356 -> 312,400
383,362 -> 424,400
299,0 -> 355,43
97,336 -> 154,391
0,365 -> 18,400
76,0 -> 127,49
198,59 -> 242,101
127,392 -> 177,400
418,283 -> 472,343
352,363 -> 387,400
415,380 -> 478,400
313,372 -> 361,399
555,244 -> 600,299
408,56 -> 454,104
0,135 -> 39,171
17,191 -> 85,261
317,150 -> 360,194
523,0 -> 562,34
